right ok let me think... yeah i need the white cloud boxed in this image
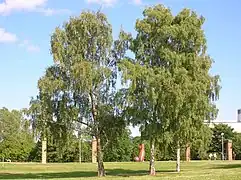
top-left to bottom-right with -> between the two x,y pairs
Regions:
0,28 -> 17,43
0,0 -> 71,16
27,44 -> 40,52
18,39 -> 29,47
36,8 -> 72,16
86,0 -> 143,7
86,0 -> 118,7
0,0 -> 47,15
132,0 -> 142,5
19,39 -> 40,53
0,28 -> 39,52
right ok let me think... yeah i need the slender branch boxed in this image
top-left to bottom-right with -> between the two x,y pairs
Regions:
101,130 -> 109,151
78,121 -> 89,127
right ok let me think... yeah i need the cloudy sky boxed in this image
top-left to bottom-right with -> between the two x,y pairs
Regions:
0,0 -> 241,136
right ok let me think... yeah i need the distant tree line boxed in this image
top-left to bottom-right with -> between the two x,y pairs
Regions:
0,107 -> 240,163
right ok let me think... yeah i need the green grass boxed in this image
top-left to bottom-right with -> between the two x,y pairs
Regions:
0,161 -> 240,179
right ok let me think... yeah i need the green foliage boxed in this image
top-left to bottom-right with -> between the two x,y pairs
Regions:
156,142 -> 176,161
0,108 -> 34,161
117,4 -> 220,172
0,105 -> 230,163
0,6 -> 222,169
233,133 -> 241,160
26,11 -> 127,176
28,141 -> 41,162
81,141 -> 92,162
130,136 -> 141,160
49,10 -> 122,149
103,129 -> 133,162
209,124 -> 234,155
191,125 -> 212,160
29,138 -> 92,163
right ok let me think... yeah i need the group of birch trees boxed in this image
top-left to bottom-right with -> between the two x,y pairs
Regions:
27,4 -> 220,176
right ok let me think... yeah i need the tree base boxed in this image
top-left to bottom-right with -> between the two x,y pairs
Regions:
97,160 -> 106,176
98,168 -> 106,177
149,168 -> 156,176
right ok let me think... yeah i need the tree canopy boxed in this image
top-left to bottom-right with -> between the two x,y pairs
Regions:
118,4 -> 220,174
0,108 -> 34,161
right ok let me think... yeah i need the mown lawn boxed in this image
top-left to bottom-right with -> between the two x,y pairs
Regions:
0,161 -> 240,179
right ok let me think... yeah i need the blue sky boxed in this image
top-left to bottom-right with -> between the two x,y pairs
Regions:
0,0 -> 241,135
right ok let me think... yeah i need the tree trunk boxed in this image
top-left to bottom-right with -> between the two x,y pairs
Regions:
185,144 -> 190,162
149,139 -> 156,175
42,137 -> 47,164
97,137 -> 105,177
79,135 -> 81,163
176,141 -> 180,172
90,92 -> 105,176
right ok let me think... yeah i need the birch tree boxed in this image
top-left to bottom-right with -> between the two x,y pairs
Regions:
49,11 -> 123,176
119,4 -> 220,174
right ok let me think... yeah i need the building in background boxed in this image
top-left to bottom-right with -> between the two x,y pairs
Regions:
208,109 -> 241,133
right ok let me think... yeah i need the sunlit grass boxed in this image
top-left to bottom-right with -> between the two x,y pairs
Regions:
0,160 -> 240,179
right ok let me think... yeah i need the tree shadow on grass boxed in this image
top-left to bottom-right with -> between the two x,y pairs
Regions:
107,169 -> 175,177
0,169 -> 176,179
212,164 -> 241,169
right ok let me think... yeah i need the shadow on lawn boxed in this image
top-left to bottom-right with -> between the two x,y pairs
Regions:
212,164 -> 241,169
0,169 -> 175,179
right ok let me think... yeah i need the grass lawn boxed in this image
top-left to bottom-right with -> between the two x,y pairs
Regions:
0,161 -> 240,179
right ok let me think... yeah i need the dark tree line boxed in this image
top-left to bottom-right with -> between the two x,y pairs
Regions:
1,108 -> 240,164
